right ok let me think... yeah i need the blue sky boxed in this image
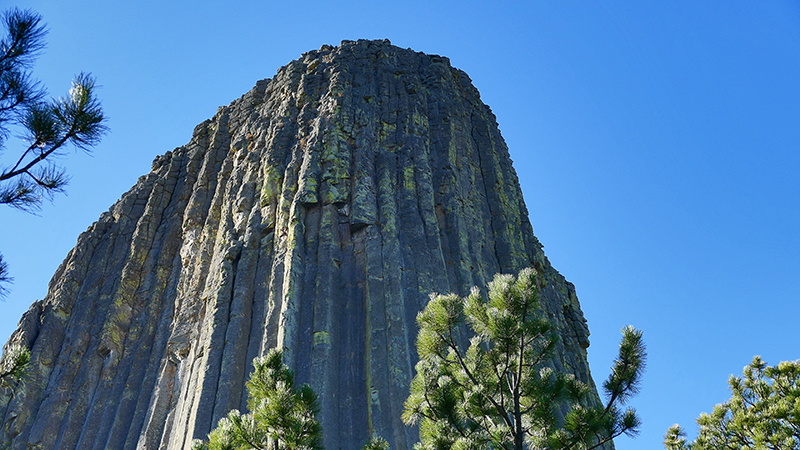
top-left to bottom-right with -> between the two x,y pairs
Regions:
1,1 -> 798,448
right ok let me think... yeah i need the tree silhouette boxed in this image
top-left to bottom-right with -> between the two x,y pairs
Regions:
0,7 -> 107,295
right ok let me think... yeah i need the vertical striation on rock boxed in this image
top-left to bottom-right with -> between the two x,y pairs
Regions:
1,39 -> 605,450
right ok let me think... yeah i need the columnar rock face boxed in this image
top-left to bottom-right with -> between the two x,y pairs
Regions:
0,40 -> 601,450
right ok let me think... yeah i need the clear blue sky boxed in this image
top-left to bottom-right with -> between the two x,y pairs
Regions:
1,1 -> 798,448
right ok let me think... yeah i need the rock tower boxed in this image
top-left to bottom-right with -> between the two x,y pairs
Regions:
1,40 -> 599,450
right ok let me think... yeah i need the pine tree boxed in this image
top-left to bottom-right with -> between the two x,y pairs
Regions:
0,343 -> 29,449
193,349 -> 323,450
362,435 -> 390,450
402,268 -> 645,450
0,343 -> 29,393
664,356 -> 800,450
0,255 -> 9,298
0,7 -> 107,295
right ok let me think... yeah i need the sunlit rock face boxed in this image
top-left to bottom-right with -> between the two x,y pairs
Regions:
0,39 -> 602,450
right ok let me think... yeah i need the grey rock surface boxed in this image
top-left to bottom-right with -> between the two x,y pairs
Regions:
1,39 -> 606,450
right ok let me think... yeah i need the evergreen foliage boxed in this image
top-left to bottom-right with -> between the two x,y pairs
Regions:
0,7 -> 107,296
192,349 -> 323,450
0,255 -> 9,298
362,435 -> 390,450
0,344 -> 30,449
0,343 -> 29,393
0,8 -> 107,211
664,356 -> 800,450
402,268 -> 645,450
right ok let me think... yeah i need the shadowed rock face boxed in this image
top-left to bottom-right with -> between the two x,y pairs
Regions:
0,39 -> 601,450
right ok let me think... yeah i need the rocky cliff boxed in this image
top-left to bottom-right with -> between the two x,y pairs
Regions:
0,39 -> 600,450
